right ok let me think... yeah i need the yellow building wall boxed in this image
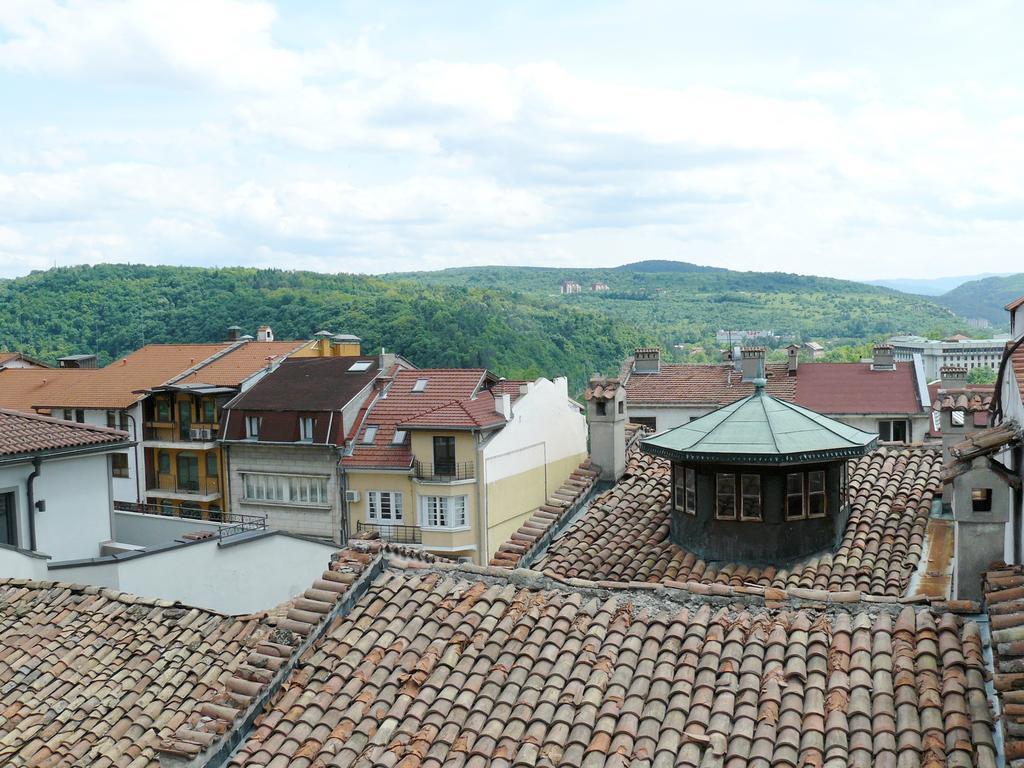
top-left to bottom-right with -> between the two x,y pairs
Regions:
484,450 -> 588,561
146,445 -> 224,517
409,431 -> 477,468
344,469 -> 479,559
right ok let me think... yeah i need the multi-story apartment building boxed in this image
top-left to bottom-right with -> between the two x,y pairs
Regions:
342,368 -> 588,563
220,343 -> 414,542
889,333 -> 1011,380
0,330 -> 309,519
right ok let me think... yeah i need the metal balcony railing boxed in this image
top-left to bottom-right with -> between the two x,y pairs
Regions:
413,460 -> 475,482
356,522 -> 423,544
144,424 -> 219,442
114,500 -> 266,537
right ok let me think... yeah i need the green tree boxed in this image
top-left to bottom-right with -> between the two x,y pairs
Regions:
967,366 -> 997,385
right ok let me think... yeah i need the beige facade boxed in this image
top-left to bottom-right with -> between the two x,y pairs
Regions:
344,378 -> 589,563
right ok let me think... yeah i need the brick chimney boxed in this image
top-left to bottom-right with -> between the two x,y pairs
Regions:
226,325 -> 242,342
871,344 -> 895,371
740,348 -> 765,382
786,344 -> 799,376
633,348 -> 661,374
940,365 -> 968,389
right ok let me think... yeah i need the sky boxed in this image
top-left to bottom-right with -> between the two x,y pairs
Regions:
1,1 -> 1023,281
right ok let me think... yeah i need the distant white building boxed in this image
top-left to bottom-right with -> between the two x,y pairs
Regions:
889,333 -> 1010,381
715,329 -> 777,344
559,279 -> 582,295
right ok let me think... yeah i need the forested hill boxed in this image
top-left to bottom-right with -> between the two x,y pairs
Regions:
385,263 -> 961,340
0,264 -> 640,390
936,273 -> 1024,325
0,263 -> 964,391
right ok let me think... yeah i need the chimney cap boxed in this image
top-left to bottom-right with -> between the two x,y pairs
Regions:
332,333 -> 361,342
314,330 -> 332,337
741,347 -> 766,357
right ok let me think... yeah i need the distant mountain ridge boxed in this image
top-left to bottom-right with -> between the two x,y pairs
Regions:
866,273 -> 1012,296
934,273 -> 1024,325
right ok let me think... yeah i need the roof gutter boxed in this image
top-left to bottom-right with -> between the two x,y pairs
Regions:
0,439 -> 134,467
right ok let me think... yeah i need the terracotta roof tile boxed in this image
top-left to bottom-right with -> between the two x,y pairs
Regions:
173,340 -> 306,387
218,564 -> 994,767
0,408 -> 129,457
0,578 -> 274,767
537,445 -> 943,598
626,360 -> 925,414
343,368 -> 493,468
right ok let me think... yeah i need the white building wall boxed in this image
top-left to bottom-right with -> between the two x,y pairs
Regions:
482,377 -> 588,482
113,510 -> 227,546
52,405 -> 143,504
34,453 -> 113,560
50,533 -> 338,614
0,452 -> 114,561
0,546 -> 49,579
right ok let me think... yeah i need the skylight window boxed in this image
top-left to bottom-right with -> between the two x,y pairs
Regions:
362,425 -> 378,443
348,360 -> 373,372
412,378 -> 428,392
392,429 -> 407,444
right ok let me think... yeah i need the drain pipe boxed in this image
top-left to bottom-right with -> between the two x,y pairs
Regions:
26,457 -> 42,552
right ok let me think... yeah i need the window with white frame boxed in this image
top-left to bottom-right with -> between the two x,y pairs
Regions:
420,495 -> 468,529
246,416 -> 261,440
807,470 -> 827,517
673,466 -> 696,515
715,474 -> 737,520
299,416 -> 315,442
361,425 -> 378,444
740,474 -> 762,521
241,473 -> 329,506
878,419 -> 908,442
785,472 -> 805,520
367,491 -> 404,522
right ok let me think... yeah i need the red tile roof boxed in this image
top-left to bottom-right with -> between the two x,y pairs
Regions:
538,445 -> 942,598
625,360 -> 925,414
626,362 -> 797,405
0,408 -> 128,457
398,394 -> 505,429
166,548 -> 995,768
0,579 -> 275,767
1008,341 -> 1024,403
0,341 -> 308,411
343,368 -> 495,468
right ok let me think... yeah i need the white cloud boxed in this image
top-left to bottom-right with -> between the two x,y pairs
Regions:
1,2 -> 1024,280
0,0 -> 300,91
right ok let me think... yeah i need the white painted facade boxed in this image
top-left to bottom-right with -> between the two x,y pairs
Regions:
0,451 -> 117,562
890,335 -> 1010,380
49,532 -> 337,614
50,404 -> 144,504
481,377 -> 587,483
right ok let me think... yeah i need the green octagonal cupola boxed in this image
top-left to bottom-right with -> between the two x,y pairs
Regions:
640,379 -> 877,563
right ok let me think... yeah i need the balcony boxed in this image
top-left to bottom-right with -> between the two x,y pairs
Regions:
413,460 -> 475,482
356,522 -> 423,545
146,475 -> 222,502
143,423 -> 219,446
114,501 -> 266,540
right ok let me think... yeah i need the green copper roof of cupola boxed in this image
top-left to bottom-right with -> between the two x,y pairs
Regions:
641,379 -> 878,465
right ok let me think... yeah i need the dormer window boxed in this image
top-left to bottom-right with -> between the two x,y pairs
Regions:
246,416 -> 261,440
348,361 -> 373,372
299,417 -> 315,442
362,425 -> 378,444
392,429 -> 407,445
412,378 -> 428,393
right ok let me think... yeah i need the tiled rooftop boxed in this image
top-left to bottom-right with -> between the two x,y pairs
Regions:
223,565 -> 995,767
0,408 -> 128,457
0,578 -> 273,767
536,446 -> 942,597
624,359 -> 925,415
984,564 -> 1024,763
0,341 -> 307,411
343,368 -> 497,469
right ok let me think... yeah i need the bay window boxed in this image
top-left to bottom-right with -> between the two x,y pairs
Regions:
421,495 -> 468,529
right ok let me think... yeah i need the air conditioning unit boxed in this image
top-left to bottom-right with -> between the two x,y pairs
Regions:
345,490 -> 361,503
201,428 -> 213,440
190,428 -> 203,440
